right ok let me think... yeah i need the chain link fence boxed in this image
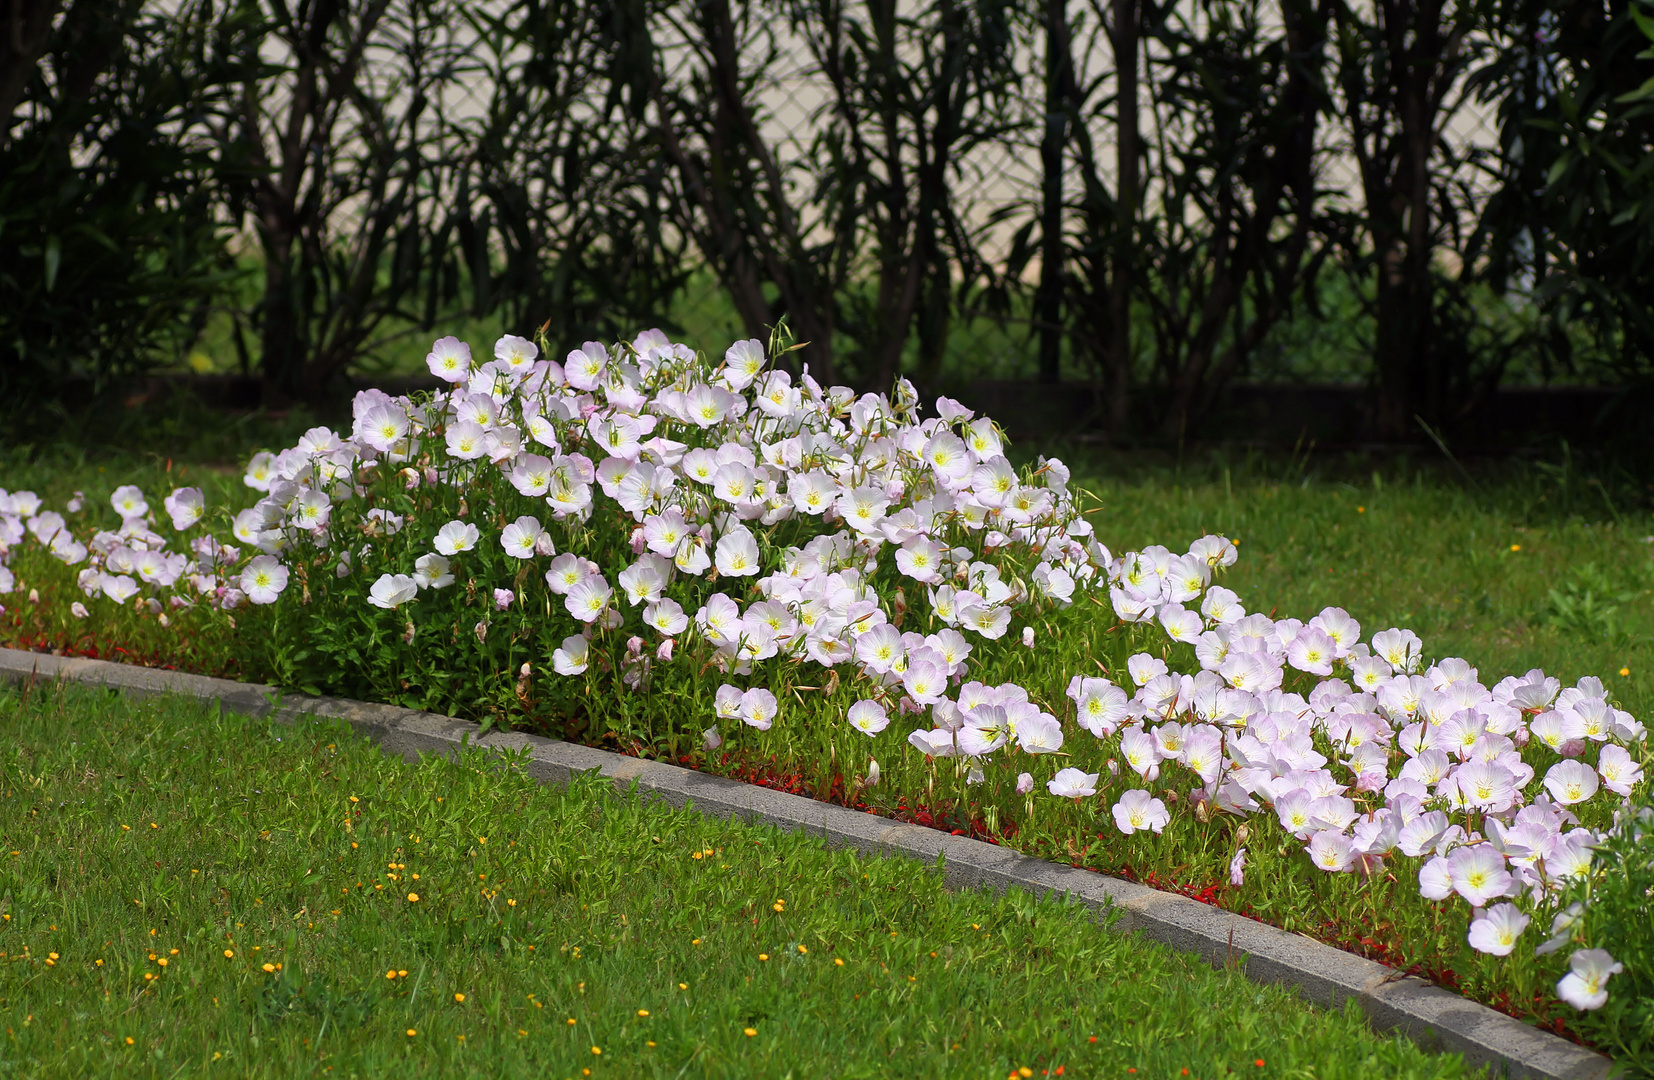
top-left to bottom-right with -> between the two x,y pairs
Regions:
660,3 -> 1510,388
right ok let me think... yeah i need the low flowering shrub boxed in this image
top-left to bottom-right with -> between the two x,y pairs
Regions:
1555,788 -> 1654,1066
0,327 -> 1648,1038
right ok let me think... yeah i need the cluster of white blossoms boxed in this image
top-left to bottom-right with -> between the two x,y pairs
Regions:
0,328 -> 1645,1013
0,484 -> 226,622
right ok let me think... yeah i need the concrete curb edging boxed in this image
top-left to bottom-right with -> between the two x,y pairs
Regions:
0,647 -> 1612,1080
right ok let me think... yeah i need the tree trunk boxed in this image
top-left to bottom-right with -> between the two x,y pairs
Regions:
1037,0 -> 1068,385
1107,0 -> 1137,438
259,232 -> 299,407
0,0 -> 62,144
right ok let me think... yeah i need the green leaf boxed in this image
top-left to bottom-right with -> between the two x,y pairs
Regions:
43,235 -> 61,293
1613,73 -> 1654,103
1631,1 -> 1654,47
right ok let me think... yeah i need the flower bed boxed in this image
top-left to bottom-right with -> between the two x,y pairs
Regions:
0,328 -> 1647,1052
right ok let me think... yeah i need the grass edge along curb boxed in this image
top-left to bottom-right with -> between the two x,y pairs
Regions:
0,646 -> 1612,1080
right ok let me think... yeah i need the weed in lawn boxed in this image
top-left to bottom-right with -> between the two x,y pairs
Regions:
0,682 -> 1478,1078
1539,563 -> 1637,645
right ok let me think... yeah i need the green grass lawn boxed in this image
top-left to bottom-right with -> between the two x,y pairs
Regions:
1057,447 -> 1653,725
0,681 -> 1478,1079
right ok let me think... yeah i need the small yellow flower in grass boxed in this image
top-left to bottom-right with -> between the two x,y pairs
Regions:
797,945 -> 807,954
508,899 -> 517,907
143,972 -> 156,981
678,982 -> 688,990
454,993 -> 465,1003
591,1046 -> 601,1056
834,958 -> 844,967
121,825 -> 131,831
95,959 -> 103,967
407,893 -> 419,903
1019,1069 -> 1034,1078
567,1018 -> 577,1026
692,938 -> 701,946
350,796 -> 359,803
758,953 -> 768,961
744,1027 -> 757,1038
125,1037 -> 134,1046
517,1029 -> 527,1037
150,823 -> 158,829
386,969 -> 397,980
1357,506 -> 1366,514
1511,544 -> 1522,552
637,1009 -> 649,1017
406,1029 -> 417,1038
398,969 -> 408,978
772,901 -> 784,912
478,837 -> 487,845
647,1040 -> 656,1047
262,963 -> 275,973
224,950 -> 234,959
157,958 -> 167,967
1622,667 -> 1632,677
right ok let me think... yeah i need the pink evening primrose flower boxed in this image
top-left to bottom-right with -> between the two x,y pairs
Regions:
1542,760 -> 1600,805
240,555 -> 289,605
426,336 -> 472,382
1466,903 -> 1530,957
433,520 -> 480,556
163,487 -> 205,531
1445,845 -> 1512,907
564,575 -> 613,623
847,700 -> 890,737
551,635 -> 588,675
739,688 -> 778,730
500,516 -> 544,560
367,573 -> 417,610
1557,949 -> 1622,1011
1048,767 -> 1099,800
1306,829 -> 1355,872
1112,789 -> 1170,834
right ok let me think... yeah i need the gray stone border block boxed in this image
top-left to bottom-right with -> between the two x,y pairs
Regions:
0,646 -> 1612,1080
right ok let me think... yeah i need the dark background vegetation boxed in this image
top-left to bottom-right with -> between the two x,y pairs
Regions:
3,0 -> 1654,455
